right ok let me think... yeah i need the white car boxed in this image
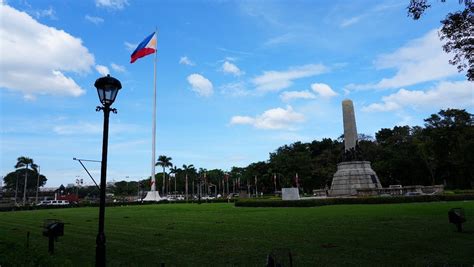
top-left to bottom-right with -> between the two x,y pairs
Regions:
37,200 -> 70,206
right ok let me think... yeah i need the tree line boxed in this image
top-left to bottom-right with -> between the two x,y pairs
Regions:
3,109 -> 473,198
111,109 -> 473,196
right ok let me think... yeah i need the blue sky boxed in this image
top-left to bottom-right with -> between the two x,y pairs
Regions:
1,0 -> 472,187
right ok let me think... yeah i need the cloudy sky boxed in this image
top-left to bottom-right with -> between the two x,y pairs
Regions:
1,0 -> 472,186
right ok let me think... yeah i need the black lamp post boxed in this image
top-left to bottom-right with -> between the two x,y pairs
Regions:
94,74 -> 121,267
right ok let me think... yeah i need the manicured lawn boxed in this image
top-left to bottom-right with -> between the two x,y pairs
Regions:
1,201 -> 473,266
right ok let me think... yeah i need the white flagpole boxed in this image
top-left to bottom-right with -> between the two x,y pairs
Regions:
151,29 -> 158,192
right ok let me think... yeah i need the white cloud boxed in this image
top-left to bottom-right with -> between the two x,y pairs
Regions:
95,0 -> 129,9
31,6 -> 56,19
264,33 -> 295,46
0,4 -> 94,97
340,15 -> 363,28
179,56 -> 195,66
253,64 -> 328,93
280,90 -> 316,102
339,3 -> 403,28
230,105 -> 304,130
124,42 -> 137,52
53,122 -> 102,135
311,83 -> 338,98
53,121 -> 138,135
349,29 -> 458,90
222,61 -> 243,76
95,65 -> 109,76
85,15 -> 104,24
187,74 -> 213,97
220,81 -> 251,97
363,81 -> 474,112
230,116 -> 255,125
111,63 -> 126,72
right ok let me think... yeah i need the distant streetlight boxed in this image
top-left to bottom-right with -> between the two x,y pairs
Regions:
94,74 -> 122,267
76,175 -> 83,199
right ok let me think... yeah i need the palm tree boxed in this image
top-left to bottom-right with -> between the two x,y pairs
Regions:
169,166 -> 180,196
198,168 -> 207,197
15,156 -> 38,171
182,164 -> 194,201
15,156 -> 38,205
155,155 -> 172,195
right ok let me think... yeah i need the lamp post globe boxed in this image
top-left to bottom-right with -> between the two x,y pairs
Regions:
94,74 -> 121,267
95,74 -> 122,106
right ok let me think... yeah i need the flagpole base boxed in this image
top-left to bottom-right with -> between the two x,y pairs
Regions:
142,191 -> 162,202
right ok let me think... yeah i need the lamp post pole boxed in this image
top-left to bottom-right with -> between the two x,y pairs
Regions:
93,74 -> 121,267
96,103 -> 111,267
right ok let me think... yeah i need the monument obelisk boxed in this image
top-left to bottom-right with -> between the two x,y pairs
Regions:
329,99 -> 382,196
342,99 -> 357,151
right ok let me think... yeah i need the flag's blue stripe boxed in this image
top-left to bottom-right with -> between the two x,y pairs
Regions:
131,32 -> 155,57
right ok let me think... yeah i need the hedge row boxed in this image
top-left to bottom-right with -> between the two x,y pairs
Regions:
234,194 -> 474,208
0,198 -> 235,212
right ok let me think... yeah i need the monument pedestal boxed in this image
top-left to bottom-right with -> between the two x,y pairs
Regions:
329,161 -> 382,196
282,188 -> 300,200
142,190 -> 162,202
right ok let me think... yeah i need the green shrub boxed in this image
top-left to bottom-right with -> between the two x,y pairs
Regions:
0,198 -> 236,212
452,189 -> 474,195
235,195 -> 474,208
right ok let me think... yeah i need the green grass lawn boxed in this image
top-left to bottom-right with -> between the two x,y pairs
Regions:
1,201 -> 474,266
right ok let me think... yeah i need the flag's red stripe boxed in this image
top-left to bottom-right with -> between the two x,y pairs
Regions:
130,48 -> 156,63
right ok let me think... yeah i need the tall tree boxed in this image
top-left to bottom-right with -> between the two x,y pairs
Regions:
15,156 -> 38,172
12,157 -> 41,204
269,142 -> 313,192
155,155 -> 172,195
182,164 -> 195,201
407,0 -> 474,81
198,168 -> 207,195
3,168 -> 47,193
421,109 -> 474,187
169,166 -> 180,195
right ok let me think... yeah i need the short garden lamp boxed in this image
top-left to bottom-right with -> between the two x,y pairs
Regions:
448,208 -> 466,232
95,74 -> 122,106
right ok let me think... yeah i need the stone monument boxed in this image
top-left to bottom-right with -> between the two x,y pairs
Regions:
329,99 -> 382,196
282,188 -> 300,200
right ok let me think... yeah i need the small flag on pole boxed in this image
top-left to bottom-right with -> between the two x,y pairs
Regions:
130,32 -> 157,63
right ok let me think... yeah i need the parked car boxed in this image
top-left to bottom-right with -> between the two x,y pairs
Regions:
37,200 -> 70,206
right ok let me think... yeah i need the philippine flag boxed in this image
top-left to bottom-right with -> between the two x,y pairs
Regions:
130,32 -> 157,63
